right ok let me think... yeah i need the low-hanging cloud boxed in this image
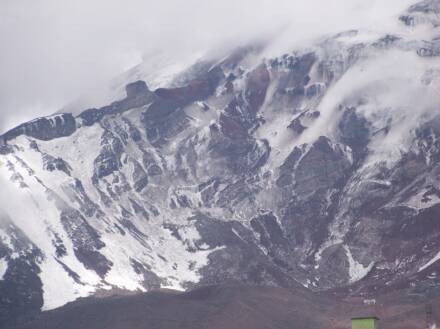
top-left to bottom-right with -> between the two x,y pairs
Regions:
0,0 -> 416,134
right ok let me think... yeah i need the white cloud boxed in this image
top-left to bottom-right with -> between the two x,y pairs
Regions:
0,0 -> 416,133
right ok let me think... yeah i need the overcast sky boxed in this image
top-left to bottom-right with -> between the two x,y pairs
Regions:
0,0 -> 415,134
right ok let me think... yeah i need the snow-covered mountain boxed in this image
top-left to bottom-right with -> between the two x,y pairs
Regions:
2,0 -> 440,323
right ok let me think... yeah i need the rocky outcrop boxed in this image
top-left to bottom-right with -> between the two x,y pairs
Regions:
141,67 -> 224,145
79,80 -> 156,126
2,114 -> 76,142
0,214 -> 43,325
400,0 -> 440,27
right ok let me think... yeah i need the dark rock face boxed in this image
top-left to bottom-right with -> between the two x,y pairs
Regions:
56,203 -> 111,277
42,153 -> 71,174
33,184 -> 112,280
269,136 -> 355,287
288,110 -> 320,135
274,52 -> 316,90
400,0 -> 440,26
2,114 -> 76,142
141,67 -> 224,145
155,67 -> 223,105
338,107 -> 370,160
245,64 -> 270,114
294,136 -> 351,193
93,130 -> 125,180
277,136 -> 352,195
0,256 -> 43,325
79,80 -> 156,126
0,214 -> 43,326
194,217 -> 295,288
270,52 -> 317,109
417,42 -> 440,57
208,133 -> 270,174
250,213 -> 289,260
125,80 -> 149,99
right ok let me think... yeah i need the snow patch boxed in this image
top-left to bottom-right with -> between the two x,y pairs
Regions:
405,189 -> 440,210
39,256 -> 96,311
419,250 -> 440,272
344,245 -> 374,283
0,258 -> 7,280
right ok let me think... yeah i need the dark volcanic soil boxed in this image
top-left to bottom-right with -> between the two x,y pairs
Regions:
5,285 -> 440,329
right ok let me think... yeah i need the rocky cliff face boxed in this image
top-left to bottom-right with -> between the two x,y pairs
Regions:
2,0 -> 440,323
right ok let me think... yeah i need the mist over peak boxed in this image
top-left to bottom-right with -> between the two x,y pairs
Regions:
0,0 -> 416,133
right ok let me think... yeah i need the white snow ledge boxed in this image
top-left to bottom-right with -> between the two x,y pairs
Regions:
0,257 -> 8,280
419,250 -> 440,272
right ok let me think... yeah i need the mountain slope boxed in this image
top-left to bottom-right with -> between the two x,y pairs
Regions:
1,0 -> 440,323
